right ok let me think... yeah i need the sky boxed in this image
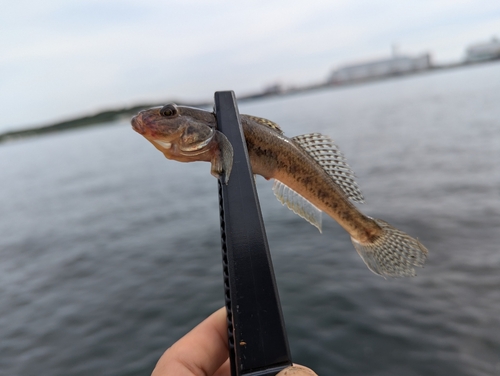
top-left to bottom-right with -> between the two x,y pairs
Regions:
1,0 -> 499,132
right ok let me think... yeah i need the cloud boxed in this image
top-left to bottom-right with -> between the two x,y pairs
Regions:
0,0 -> 499,130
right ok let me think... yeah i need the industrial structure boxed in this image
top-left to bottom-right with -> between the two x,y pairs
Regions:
329,52 -> 432,84
465,37 -> 500,62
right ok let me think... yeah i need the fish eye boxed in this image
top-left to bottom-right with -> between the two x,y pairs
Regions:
160,104 -> 178,117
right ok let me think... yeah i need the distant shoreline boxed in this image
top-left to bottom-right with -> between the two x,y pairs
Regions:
1,58 -> 498,144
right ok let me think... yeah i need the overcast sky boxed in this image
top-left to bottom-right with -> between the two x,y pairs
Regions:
1,0 -> 499,131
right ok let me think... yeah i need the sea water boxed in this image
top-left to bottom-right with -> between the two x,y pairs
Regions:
1,63 -> 499,375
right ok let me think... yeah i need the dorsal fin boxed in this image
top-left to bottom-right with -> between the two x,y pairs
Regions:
292,133 -> 364,203
272,179 -> 322,232
242,115 -> 284,134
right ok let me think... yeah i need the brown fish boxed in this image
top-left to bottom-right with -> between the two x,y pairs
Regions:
131,104 -> 428,278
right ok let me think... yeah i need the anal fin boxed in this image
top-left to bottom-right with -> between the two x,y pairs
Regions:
272,179 -> 323,232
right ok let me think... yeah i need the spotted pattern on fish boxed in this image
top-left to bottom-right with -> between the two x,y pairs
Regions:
352,219 -> 428,277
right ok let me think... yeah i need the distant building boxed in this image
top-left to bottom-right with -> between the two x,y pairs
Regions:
465,37 -> 500,62
329,53 -> 432,84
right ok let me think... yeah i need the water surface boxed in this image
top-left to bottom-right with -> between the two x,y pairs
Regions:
1,63 -> 500,375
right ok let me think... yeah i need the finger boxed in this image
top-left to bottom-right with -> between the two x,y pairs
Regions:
276,364 -> 318,376
213,358 -> 230,376
151,307 -> 229,376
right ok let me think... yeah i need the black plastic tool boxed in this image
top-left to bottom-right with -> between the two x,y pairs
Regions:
215,91 -> 292,376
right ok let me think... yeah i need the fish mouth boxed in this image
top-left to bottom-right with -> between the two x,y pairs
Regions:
131,113 -> 145,134
153,139 -> 172,149
151,127 -> 215,154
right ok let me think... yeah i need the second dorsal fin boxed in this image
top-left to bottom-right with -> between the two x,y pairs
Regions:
292,133 -> 364,203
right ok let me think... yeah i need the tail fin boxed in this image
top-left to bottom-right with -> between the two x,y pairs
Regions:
351,219 -> 428,278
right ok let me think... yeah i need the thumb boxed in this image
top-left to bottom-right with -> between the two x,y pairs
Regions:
277,364 -> 318,375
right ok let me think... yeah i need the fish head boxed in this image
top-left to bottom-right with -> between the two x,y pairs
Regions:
131,103 -> 218,162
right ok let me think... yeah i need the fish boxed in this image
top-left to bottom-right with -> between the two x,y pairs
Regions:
131,103 -> 428,278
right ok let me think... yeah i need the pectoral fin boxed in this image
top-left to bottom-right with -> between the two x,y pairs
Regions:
210,130 -> 234,184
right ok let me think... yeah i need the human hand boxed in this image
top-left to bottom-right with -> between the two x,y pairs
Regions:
151,307 -> 230,376
151,307 -> 317,376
